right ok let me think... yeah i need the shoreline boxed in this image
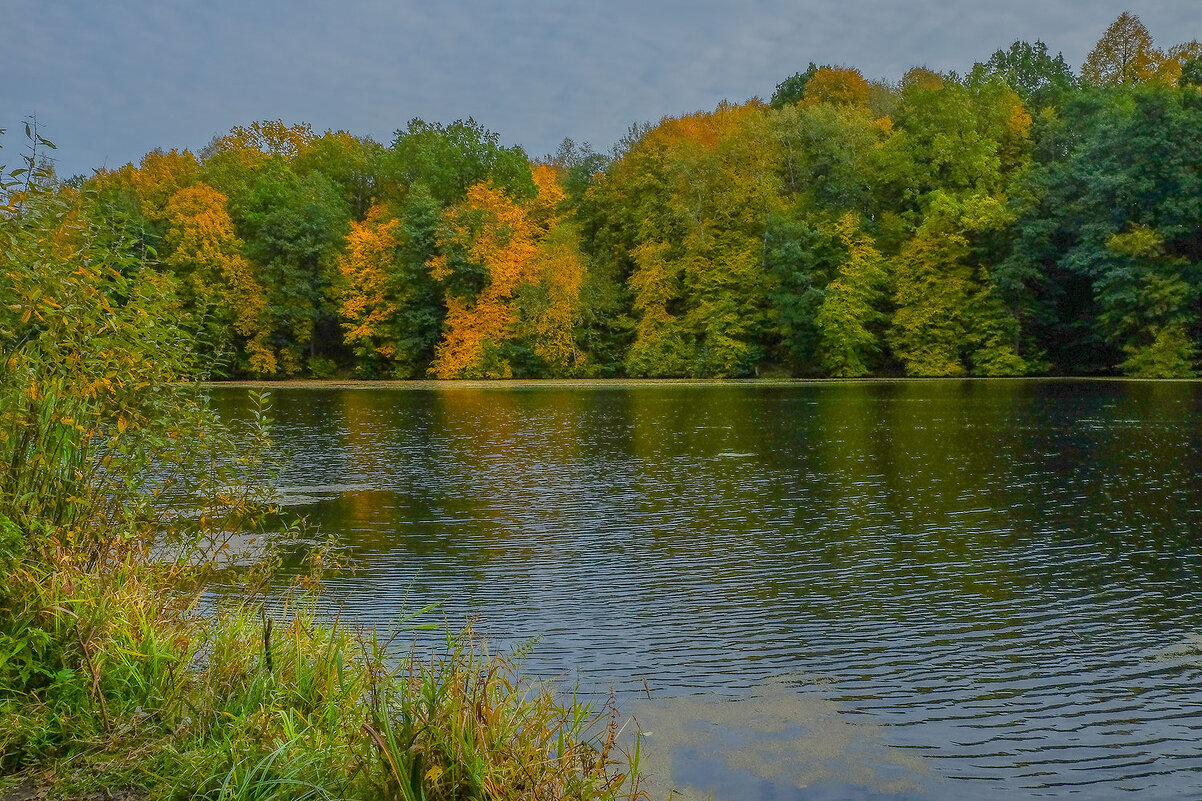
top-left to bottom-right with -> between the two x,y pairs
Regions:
200,375 -> 1202,389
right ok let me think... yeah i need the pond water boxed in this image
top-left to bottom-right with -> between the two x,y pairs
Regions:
211,380 -> 1202,800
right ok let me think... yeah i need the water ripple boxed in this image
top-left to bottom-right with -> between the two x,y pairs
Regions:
213,381 -> 1202,799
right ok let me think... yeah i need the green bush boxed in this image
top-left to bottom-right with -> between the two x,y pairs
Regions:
307,356 -> 339,379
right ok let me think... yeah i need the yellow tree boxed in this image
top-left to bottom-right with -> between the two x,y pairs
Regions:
129,149 -> 202,221
620,101 -> 780,377
517,223 -> 589,375
161,184 -> 276,374
802,67 -> 871,107
337,205 -> 403,365
429,182 -> 540,378
1082,12 -> 1163,86
430,165 -> 591,378
889,193 -> 1027,376
87,149 -> 201,224
517,166 -> 590,375
1157,40 -> 1202,85
209,120 -> 316,163
675,106 -> 782,377
527,163 -> 567,229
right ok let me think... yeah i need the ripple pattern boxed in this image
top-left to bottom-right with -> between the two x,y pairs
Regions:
214,381 -> 1202,799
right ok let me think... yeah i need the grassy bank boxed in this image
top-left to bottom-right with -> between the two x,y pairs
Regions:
0,135 -> 644,800
0,538 -> 642,800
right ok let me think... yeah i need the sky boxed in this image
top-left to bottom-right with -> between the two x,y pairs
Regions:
6,1 -> 1202,178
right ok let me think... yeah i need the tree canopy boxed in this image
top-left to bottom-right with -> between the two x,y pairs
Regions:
27,11 -> 1202,380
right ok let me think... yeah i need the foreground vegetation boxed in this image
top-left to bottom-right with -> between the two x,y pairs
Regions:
39,11 -> 1202,380
0,135 -> 643,799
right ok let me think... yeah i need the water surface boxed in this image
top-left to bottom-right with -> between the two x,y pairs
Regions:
212,380 -> 1202,799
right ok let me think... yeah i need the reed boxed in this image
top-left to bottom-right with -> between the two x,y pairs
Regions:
1,529 -> 646,800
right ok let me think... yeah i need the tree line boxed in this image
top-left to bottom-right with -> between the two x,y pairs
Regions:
53,13 -> 1202,378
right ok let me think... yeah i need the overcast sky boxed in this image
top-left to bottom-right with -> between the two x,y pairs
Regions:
6,1 -> 1201,178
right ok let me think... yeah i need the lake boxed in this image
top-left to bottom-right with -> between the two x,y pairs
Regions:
211,380 -> 1202,800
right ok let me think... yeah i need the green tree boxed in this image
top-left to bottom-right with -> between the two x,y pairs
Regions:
226,161 -> 351,373
1102,225 -> 1197,376
1181,56 -> 1202,88
770,63 -> 819,109
384,118 -> 535,205
890,193 -> 1027,376
771,101 -> 891,212
1006,84 -> 1202,374
292,130 -> 383,221
814,214 -> 887,376
972,40 -> 1077,108
764,213 -> 841,372
544,137 -> 611,203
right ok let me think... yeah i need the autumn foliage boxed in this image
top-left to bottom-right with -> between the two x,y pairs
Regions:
63,12 -> 1202,380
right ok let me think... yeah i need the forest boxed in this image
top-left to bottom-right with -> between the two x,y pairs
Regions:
46,13 -> 1202,379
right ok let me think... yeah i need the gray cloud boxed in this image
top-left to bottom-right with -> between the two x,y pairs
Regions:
6,1 -> 1201,177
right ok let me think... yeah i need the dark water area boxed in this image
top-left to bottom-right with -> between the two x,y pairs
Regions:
211,380 -> 1202,799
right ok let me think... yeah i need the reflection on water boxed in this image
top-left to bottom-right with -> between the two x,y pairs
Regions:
212,381 -> 1202,799
630,684 -> 935,801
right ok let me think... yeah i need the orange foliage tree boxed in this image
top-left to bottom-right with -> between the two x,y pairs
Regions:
429,164 -> 591,378
429,182 -> 540,378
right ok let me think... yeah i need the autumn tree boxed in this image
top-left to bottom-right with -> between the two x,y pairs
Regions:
51,38 -> 1202,381
1082,12 -> 1163,86
336,191 -> 446,378
429,181 -> 540,378
87,149 -> 203,260
126,149 -> 202,222
206,119 -> 316,163
802,67 -> 871,107
337,205 -> 404,372
1158,41 -> 1202,86
620,102 -> 781,377
514,220 -> 590,375
161,183 -> 276,374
